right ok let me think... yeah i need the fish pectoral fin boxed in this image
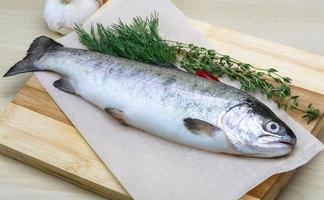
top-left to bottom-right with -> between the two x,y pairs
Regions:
53,77 -> 76,94
105,108 -> 127,125
183,118 -> 222,137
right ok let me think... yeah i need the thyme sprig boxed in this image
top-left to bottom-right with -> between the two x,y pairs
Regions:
75,13 -> 320,123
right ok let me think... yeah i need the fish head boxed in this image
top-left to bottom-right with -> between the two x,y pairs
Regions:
221,99 -> 296,157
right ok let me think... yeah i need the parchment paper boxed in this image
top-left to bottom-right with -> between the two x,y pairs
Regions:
35,0 -> 323,199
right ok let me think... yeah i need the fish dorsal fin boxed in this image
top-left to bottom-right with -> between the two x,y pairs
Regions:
183,118 -> 222,137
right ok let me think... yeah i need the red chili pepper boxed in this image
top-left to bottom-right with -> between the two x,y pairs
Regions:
195,70 -> 219,81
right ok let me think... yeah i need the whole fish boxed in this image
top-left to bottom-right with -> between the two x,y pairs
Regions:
3,36 -> 296,157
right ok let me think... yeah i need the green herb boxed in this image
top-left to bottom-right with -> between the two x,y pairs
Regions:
75,13 -> 320,123
75,12 -> 176,66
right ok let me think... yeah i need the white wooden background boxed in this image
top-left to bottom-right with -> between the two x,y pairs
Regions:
0,0 -> 323,199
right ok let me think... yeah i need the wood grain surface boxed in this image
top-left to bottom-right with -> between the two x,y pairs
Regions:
0,0 -> 324,199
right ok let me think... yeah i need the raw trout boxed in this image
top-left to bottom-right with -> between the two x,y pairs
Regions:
3,36 -> 297,157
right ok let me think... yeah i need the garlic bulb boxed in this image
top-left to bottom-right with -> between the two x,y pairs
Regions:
44,0 -> 102,35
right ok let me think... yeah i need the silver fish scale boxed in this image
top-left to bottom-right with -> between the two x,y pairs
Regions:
96,55 -> 248,122
52,48 -> 253,125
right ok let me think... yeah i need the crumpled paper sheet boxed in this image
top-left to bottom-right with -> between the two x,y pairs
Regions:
35,0 -> 323,199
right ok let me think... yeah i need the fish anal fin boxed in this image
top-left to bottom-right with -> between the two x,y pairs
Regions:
53,77 -> 76,94
105,108 -> 127,125
183,118 -> 222,137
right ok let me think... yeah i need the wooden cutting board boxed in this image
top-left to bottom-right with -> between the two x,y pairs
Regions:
0,21 -> 324,200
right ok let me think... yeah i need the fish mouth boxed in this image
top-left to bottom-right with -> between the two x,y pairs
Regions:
259,138 -> 296,149
270,138 -> 296,149
258,135 -> 296,148
279,141 -> 295,147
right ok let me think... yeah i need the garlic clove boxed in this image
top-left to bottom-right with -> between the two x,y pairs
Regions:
44,0 -> 102,35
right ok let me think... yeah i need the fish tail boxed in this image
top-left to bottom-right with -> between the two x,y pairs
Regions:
3,36 -> 63,77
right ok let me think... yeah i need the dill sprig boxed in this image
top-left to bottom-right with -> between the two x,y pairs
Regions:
75,12 -> 176,66
75,13 -> 320,123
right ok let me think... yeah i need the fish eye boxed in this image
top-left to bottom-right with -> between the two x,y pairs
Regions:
265,121 -> 280,133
